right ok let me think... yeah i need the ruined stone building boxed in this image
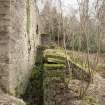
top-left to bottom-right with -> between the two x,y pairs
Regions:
0,0 -> 40,104
0,1 -> 103,105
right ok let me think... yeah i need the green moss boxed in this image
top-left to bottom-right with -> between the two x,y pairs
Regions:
70,60 -> 89,73
44,49 -> 66,63
45,71 -> 65,77
44,49 -> 65,57
44,49 -> 92,74
45,55 -> 66,62
40,33 -> 49,36
80,96 -> 100,105
37,45 -> 49,50
44,64 -> 66,70
97,64 -> 105,70
43,48 -> 92,82
47,58 -> 65,64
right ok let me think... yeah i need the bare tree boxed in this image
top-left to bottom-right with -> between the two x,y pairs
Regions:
77,0 -> 94,99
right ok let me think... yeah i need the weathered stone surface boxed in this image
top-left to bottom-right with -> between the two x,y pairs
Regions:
43,63 -> 67,105
0,92 -> 26,105
0,0 -> 10,93
0,0 -> 40,97
40,33 -> 50,45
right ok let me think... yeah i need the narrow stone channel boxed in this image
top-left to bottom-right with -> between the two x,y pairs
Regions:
22,46 -> 44,105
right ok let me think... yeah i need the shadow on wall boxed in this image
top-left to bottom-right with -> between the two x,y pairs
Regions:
22,46 -> 44,105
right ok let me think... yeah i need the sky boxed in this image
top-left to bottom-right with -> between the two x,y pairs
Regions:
37,0 -> 78,13
37,0 -> 95,16
62,0 -> 78,9
61,0 -> 78,15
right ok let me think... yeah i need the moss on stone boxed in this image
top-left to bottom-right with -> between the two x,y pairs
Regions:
44,49 -> 65,58
80,96 -> 100,105
44,49 -> 88,70
44,48 -> 91,80
40,33 -> 49,36
96,64 -> 105,70
45,71 -> 65,77
47,58 -> 65,64
44,64 -> 66,70
37,45 -> 49,50
45,54 -> 66,61
70,60 -> 89,73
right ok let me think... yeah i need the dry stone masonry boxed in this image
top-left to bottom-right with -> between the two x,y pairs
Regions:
43,48 -> 99,105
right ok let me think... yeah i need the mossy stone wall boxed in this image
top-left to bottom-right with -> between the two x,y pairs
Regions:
43,68 -> 67,105
43,48 -> 92,105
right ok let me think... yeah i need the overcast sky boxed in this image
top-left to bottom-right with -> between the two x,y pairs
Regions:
61,0 -> 78,15
38,0 -> 95,16
37,0 -> 78,12
62,0 -> 78,8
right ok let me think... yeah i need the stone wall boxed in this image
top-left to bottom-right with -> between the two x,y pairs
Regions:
0,0 -> 10,93
0,0 -> 40,97
0,91 -> 26,105
40,34 -> 50,45
43,48 -> 92,105
44,68 -> 67,105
